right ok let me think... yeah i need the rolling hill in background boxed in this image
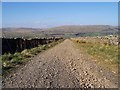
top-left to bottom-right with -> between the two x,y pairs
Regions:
2,25 -> 118,38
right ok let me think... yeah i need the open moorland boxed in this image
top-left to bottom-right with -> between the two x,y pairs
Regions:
2,25 -> 118,38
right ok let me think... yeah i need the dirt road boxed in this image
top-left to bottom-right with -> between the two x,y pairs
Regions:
2,39 -> 118,88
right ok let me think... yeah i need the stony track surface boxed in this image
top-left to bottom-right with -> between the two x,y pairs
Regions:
2,39 -> 118,88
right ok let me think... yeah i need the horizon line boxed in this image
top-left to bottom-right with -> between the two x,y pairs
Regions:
1,24 -> 118,29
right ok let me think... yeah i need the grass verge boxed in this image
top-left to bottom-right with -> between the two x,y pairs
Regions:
1,39 -> 64,76
72,39 -> 118,73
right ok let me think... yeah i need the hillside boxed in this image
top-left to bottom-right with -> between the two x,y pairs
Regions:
45,25 -> 116,32
2,25 -> 118,38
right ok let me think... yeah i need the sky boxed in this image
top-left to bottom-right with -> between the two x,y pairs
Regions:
2,2 -> 118,28
1,0 -> 120,2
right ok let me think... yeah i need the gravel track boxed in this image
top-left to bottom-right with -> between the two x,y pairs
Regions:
2,39 -> 118,88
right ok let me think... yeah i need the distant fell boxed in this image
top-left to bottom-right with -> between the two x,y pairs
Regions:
2,25 -> 118,38
45,25 -> 117,33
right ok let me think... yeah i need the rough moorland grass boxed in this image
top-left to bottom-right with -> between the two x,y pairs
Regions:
73,40 -> 118,72
1,39 -> 64,75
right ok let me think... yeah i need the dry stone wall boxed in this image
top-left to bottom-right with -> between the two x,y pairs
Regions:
2,37 -> 62,54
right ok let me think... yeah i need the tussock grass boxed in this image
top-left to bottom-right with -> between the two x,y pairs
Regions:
73,39 -> 118,72
1,39 -> 64,75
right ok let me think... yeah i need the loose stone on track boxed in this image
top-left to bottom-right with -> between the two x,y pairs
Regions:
2,39 -> 118,88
